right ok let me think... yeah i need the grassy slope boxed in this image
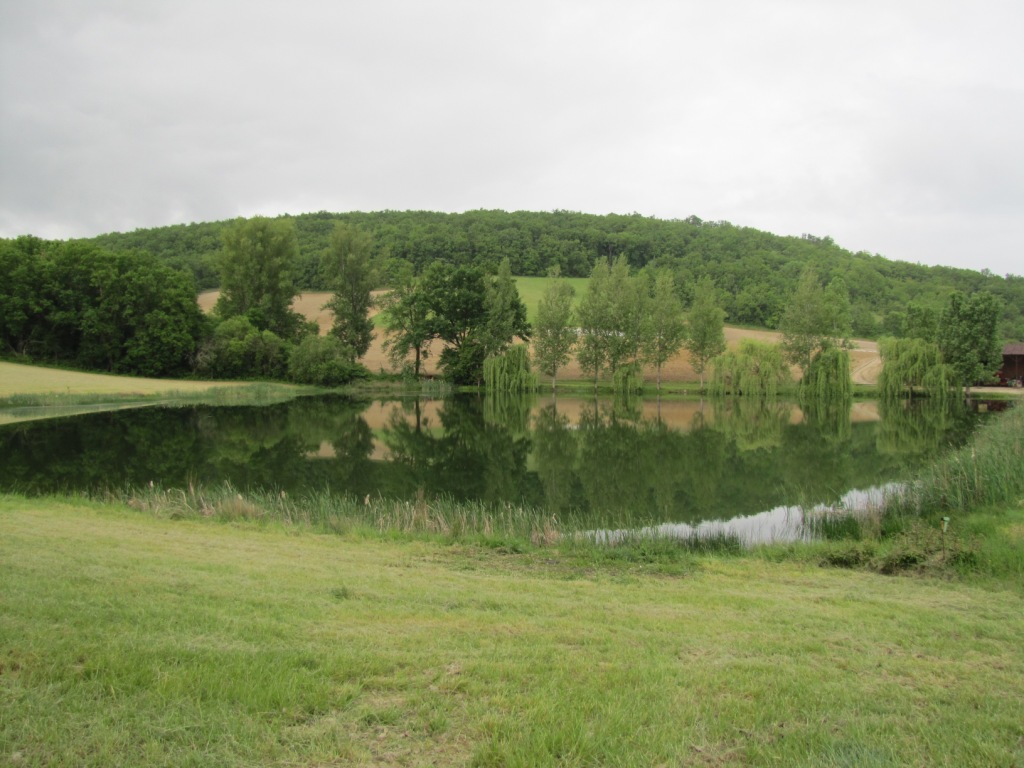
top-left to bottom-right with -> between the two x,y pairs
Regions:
0,361 -> 240,399
2,497 -> 1022,767
0,362 -> 305,426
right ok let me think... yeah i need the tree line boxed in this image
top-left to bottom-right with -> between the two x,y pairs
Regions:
1,216 -> 1007,394
82,209 -> 1024,342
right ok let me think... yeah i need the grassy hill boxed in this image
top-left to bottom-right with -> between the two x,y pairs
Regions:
80,209 -> 1024,340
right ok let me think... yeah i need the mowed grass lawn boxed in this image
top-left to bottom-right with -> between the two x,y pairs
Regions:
2,498 -> 1022,767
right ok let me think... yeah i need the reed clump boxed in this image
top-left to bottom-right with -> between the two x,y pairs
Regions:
809,404 -> 1023,579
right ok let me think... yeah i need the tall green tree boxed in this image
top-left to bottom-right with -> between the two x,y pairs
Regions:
215,217 -> 305,341
380,260 -> 433,377
0,237 -> 46,357
483,257 -> 530,358
644,270 -> 687,391
937,291 -> 1003,393
533,270 -> 576,391
904,302 -> 939,342
321,223 -> 376,361
421,262 -> 528,386
684,276 -> 726,389
605,256 -> 649,378
780,268 -> 851,374
575,258 -> 613,387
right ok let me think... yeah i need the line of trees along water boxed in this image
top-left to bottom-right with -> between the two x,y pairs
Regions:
1,213 -> 1012,390
79,209 -> 1024,339
0,394 -> 987,527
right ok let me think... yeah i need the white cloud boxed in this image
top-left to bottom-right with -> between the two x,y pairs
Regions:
2,0 -> 1022,275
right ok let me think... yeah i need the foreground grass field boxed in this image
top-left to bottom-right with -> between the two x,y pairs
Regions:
2,497 -> 1022,767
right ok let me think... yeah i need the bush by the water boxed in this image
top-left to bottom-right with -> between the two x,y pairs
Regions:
288,335 -> 369,386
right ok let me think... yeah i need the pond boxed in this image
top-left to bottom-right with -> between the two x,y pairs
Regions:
0,394 -> 989,537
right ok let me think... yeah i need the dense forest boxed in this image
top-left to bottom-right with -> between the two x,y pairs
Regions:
83,209 -> 1024,340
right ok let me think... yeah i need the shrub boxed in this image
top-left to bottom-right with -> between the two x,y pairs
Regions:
195,316 -> 290,379
288,335 -> 369,386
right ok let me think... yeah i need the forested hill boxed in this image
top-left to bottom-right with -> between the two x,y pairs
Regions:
83,209 -> 1023,339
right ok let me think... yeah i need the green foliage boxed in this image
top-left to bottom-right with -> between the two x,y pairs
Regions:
71,209 -> 1024,342
379,260 -> 433,377
215,217 -> 307,341
643,270 -> 687,390
683,276 -> 726,388
321,223 -> 376,360
799,348 -> 853,443
904,302 -> 939,342
482,258 -> 530,358
574,256 -> 650,387
801,347 -> 852,402
604,256 -> 648,377
915,402 -> 1024,514
288,335 -> 369,387
0,238 -> 204,376
878,337 -> 954,400
422,261 -> 529,386
611,361 -> 644,395
532,272 -> 576,391
936,291 -> 1003,390
710,339 -> 792,397
483,344 -> 537,393
195,316 -> 289,380
780,268 -> 852,373
575,258 -> 613,385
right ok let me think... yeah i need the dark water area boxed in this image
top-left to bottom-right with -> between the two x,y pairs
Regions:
0,394 -> 988,529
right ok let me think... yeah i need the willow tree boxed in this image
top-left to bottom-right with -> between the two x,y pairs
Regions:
801,347 -> 852,403
483,343 -> 537,393
710,340 -> 792,398
878,337 -> 955,400
800,347 -> 852,441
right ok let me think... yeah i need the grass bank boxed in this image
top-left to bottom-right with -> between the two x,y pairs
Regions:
789,401 -> 1024,585
2,496 -> 1023,767
0,361 -> 311,424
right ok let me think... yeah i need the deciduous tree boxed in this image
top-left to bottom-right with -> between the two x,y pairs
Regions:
684,276 -> 726,389
215,217 -> 306,341
322,223 -> 376,361
937,291 -> 1003,393
576,259 -> 613,387
533,270 -> 576,392
780,268 -> 851,374
380,260 -> 433,377
644,270 -> 687,391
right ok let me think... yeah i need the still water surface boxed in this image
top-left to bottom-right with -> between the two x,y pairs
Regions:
0,394 -> 987,530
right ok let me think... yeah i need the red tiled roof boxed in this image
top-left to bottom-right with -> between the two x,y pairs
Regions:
1005,343 -> 1024,355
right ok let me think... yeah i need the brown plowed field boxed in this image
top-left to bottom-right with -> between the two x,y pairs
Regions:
198,290 -> 884,386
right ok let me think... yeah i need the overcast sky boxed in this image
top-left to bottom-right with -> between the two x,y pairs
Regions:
2,0 -> 1022,276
